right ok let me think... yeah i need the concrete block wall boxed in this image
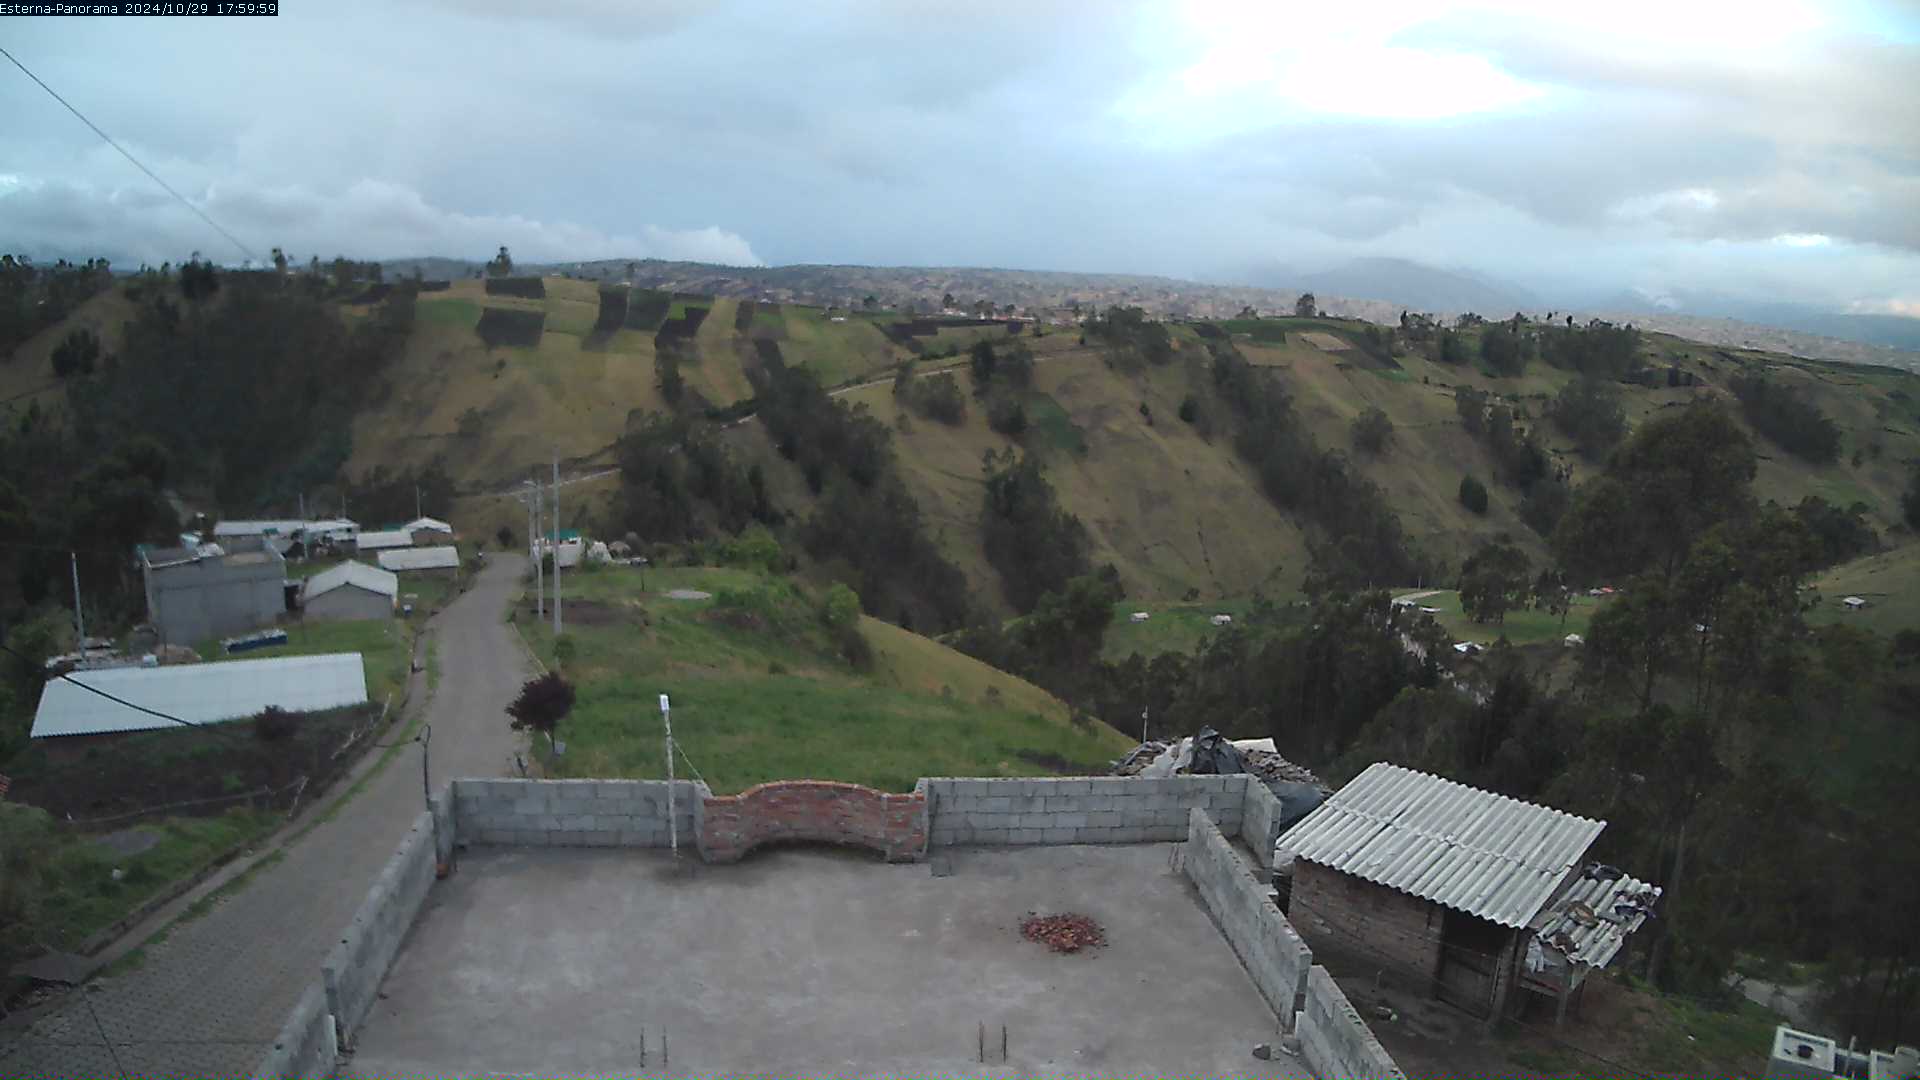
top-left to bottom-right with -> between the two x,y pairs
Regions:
699,780 -> 927,863
1181,808 -> 1315,1028
322,809 -> 437,1044
1240,777 -> 1282,873
254,982 -> 337,1079
924,775 -> 1246,846
451,778 -> 706,847
1297,964 -> 1408,1080
1288,859 -> 1443,987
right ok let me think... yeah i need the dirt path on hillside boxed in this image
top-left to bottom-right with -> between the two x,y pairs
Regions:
0,558 -> 530,1078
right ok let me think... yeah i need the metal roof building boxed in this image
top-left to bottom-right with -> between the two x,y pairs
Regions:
30,653 -> 369,738
1279,761 -> 1604,928
377,546 -> 460,572
404,516 -> 454,535
304,560 -> 398,600
356,529 -> 415,550
1279,762 -> 1641,1026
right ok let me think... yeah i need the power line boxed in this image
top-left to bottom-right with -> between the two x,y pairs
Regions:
0,639 -> 251,741
0,44 -> 258,263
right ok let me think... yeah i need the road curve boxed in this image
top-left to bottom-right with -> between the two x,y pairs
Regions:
0,557 -> 531,1078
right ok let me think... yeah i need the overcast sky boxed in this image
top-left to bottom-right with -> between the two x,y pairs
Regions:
3,0 -> 1917,314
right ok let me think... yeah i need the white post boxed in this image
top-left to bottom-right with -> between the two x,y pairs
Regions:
70,551 -> 85,665
661,694 -> 676,861
552,451 -> 562,636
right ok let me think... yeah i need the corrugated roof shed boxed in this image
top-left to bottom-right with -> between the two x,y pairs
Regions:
1279,762 -> 1606,928
1530,866 -> 1662,969
356,529 -> 414,550
404,516 -> 453,534
377,546 -> 460,572
303,560 -> 398,601
31,653 -> 369,738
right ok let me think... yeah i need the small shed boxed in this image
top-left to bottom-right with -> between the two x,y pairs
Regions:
1210,613 -> 1233,626
1842,596 -> 1868,611
302,561 -> 397,621
1129,611 -> 1150,623
404,516 -> 454,537
377,546 -> 460,575
1280,763 -> 1649,1025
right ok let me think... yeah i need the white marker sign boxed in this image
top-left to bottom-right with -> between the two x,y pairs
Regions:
659,693 -> 670,713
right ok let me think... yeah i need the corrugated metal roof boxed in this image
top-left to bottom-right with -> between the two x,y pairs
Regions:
30,653 -> 369,738
1278,762 -> 1606,928
356,529 -> 414,550
303,560 -> 397,600
404,517 -> 453,534
214,519 -> 305,537
1531,865 -> 1661,969
377,546 -> 459,572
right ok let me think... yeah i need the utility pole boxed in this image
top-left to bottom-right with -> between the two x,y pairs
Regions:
552,451 -> 562,636
415,483 -> 421,521
70,552 -> 85,665
528,475 -> 543,620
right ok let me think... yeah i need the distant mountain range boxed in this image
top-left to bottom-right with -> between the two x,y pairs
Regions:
382,255 -> 1920,373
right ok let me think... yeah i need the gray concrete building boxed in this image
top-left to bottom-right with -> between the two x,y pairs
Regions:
301,561 -> 397,622
140,538 -> 288,647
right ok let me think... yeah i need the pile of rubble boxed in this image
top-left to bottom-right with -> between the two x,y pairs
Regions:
1112,734 -> 1322,788
1020,912 -> 1106,953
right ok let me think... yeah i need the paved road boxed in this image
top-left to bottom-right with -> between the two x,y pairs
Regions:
0,557 -> 530,1079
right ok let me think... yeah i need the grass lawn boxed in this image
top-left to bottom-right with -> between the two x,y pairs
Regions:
516,566 -> 1127,793
196,617 -> 411,707
1395,588 -> 1605,647
1806,543 -> 1919,637
416,297 -> 480,329
31,807 -> 281,952
1100,599 -> 1258,661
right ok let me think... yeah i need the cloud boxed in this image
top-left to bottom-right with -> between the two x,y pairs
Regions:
0,177 -> 762,267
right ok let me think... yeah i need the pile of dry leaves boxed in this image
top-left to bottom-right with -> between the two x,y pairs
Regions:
1020,912 -> 1107,953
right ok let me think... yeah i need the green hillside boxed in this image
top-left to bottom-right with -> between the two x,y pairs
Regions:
515,564 -> 1127,792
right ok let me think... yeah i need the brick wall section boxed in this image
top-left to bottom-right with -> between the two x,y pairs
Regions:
1288,859 -> 1444,987
451,778 -> 705,847
1181,807 -> 1316,1029
1298,964 -> 1409,1080
321,809 -> 437,1046
698,779 -> 927,863
924,775 -> 1246,846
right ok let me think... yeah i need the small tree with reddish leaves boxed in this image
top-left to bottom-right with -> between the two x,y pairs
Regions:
506,672 -> 575,759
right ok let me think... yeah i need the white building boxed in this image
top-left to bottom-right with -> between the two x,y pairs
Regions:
301,561 -> 398,621
31,653 -> 369,739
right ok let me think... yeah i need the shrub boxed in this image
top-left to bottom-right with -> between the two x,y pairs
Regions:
50,328 -> 101,378
506,672 -> 575,753
1459,474 -> 1490,515
722,524 -> 783,572
483,276 -> 546,299
821,583 -> 861,628
1179,396 -> 1199,423
474,307 -> 545,348
987,392 -> 1027,436
1547,377 -> 1627,457
0,803 -> 53,962
1728,372 -> 1841,464
1351,405 -> 1394,455
252,705 -> 298,741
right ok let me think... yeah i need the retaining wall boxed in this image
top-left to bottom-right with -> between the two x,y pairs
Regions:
320,809 -> 438,1045
255,982 -> 337,1080
699,779 -> 926,863
924,775 -> 1245,846
1297,964 -> 1408,1080
1181,807 -> 1315,1028
451,777 -> 705,847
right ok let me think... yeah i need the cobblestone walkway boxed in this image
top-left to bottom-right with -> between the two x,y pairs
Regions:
0,558 -> 529,1078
